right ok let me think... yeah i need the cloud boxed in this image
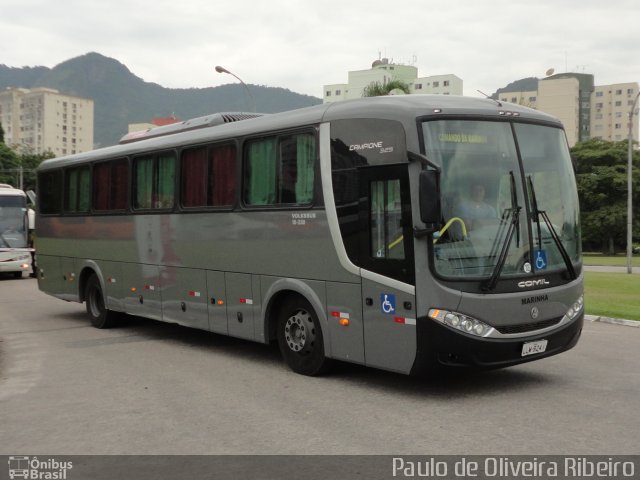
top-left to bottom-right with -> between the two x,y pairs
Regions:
1,0 -> 638,97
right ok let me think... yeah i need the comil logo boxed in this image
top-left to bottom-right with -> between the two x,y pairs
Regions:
517,279 -> 550,289
8,456 -> 73,479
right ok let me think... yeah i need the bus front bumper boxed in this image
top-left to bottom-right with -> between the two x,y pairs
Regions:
411,313 -> 583,375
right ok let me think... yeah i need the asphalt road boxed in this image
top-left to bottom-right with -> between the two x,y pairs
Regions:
1,276 -> 639,455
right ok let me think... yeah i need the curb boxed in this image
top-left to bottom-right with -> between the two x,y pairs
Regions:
585,314 -> 640,328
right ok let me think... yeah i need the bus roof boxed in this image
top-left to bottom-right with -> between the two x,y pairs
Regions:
38,95 -> 562,172
0,187 -> 27,197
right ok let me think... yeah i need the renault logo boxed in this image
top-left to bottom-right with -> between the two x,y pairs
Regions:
531,307 -> 540,319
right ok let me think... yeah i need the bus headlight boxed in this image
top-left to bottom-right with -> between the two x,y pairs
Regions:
429,309 -> 493,337
566,294 -> 584,320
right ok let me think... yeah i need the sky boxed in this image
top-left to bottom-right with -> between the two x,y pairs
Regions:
2,0 -> 639,99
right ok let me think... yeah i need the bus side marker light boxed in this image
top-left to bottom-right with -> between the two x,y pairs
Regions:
394,317 -> 416,326
239,298 -> 253,305
217,300 -> 225,306
188,291 -> 201,297
131,287 -> 137,293
339,318 -> 350,327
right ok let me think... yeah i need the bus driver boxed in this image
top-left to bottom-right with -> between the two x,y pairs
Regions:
453,183 -> 496,230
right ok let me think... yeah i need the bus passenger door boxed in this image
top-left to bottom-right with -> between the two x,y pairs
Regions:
359,165 -> 418,374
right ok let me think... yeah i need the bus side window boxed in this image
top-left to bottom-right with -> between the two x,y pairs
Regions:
209,144 -> 236,207
133,152 -> 176,210
370,179 -> 405,260
38,170 -> 63,215
64,166 -> 90,213
93,159 -> 128,211
244,133 -> 315,207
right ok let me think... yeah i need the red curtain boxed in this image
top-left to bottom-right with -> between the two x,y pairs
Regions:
210,144 -> 236,206
181,148 -> 207,207
93,163 -> 111,210
111,160 -> 128,210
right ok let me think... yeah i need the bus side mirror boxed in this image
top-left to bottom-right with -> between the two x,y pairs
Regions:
419,170 -> 441,225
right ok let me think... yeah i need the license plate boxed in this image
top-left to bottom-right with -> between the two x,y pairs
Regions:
521,339 -> 548,357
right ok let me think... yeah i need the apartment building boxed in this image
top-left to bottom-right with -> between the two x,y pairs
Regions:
497,74 -> 639,147
591,83 -> 640,142
323,59 -> 463,103
0,87 -> 94,156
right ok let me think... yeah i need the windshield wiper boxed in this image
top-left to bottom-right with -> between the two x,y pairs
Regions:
527,176 -> 577,280
483,172 -> 521,292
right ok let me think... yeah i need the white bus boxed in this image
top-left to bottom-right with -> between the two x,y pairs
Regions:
36,96 -> 584,376
0,184 -> 31,278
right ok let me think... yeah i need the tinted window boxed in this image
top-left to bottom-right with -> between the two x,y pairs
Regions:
38,170 -> 63,214
133,152 -> 176,210
181,144 -> 236,208
244,133 -> 315,206
64,166 -> 91,213
93,159 -> 128,211
330,119 -> 407,266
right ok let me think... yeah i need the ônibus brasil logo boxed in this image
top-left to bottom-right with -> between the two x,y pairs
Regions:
8,456 -> 73,480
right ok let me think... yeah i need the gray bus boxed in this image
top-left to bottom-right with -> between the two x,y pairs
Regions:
36,95 -> 583,376
0,184 -> 32,278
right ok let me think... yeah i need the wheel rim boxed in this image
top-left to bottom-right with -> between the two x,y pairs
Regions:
284,309 -> 316,355
88,285 -> 104,318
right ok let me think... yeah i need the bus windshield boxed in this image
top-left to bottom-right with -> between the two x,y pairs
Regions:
0,195 -> 28,248
422,119 -> 580,280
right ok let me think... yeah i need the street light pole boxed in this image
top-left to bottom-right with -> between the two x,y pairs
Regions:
214,65 -> 256,112
627,91 -> 640,274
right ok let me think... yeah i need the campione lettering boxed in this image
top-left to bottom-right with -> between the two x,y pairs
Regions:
349,141 -> 383,151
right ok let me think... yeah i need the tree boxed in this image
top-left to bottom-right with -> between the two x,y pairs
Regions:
362,80 -> 410,97
0,143 -> 53,191
0,143 -> 19,186
571,138 -> 640,253
19,149 -> 55,192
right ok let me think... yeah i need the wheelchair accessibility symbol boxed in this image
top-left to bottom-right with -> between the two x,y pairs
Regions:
380,293 -> 396,314
535,250 -> 547,271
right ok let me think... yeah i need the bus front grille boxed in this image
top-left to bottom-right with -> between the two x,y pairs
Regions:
495,317 -> 563,335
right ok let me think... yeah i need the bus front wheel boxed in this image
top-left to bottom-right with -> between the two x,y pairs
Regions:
85,275 -> 118,329
276,297 -> 329,376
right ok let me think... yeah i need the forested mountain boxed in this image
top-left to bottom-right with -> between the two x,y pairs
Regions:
0,53 -> 321,147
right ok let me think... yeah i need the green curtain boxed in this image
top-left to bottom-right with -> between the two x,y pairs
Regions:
157,153 -> 176,208
135,156 -> 154,209
295,134 -> 315,204
66,169 -> 78,212
246,139 -> 277,205
77,167 -> 91,212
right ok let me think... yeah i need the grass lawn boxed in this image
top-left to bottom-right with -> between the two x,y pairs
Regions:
584,272 -> 640,321
583,253 -> 640,267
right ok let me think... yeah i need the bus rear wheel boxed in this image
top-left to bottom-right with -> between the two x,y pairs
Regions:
277,297 -> 329,376
85,275 -> 118,329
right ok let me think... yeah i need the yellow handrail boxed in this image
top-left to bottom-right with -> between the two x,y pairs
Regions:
388,235 -> 404,250
433,217 -> 467,244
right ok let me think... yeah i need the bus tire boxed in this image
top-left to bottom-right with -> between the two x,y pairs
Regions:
85,275 -> 118,329
276,297 -> 330,376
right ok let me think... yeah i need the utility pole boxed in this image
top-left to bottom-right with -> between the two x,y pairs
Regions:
627,91 -> 640,274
